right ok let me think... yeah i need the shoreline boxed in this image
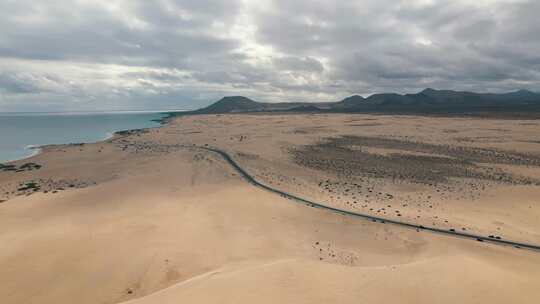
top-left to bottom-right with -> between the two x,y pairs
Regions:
4,145 -> 43,164
0,145 -> 43,164
1,112 -> 171,164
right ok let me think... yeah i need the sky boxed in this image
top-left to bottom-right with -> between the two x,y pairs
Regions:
0,0 -> 539,112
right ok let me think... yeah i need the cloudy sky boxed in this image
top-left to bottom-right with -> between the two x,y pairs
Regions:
0,0 -> 539,111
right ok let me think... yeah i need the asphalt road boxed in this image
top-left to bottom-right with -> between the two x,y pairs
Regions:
196,145 -> 540,253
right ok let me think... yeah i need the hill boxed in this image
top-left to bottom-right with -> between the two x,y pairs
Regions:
190,96 -> 332,115
334,89 -> 540,113
193,96 -> 266,114
171,89 -> 540,117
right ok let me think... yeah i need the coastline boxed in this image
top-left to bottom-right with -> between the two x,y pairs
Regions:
4,127 -> 159,164
6,145 -> 43,163
1,111 -> 171,164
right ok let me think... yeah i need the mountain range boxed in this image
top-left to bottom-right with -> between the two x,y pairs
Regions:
178,89 -> 540,116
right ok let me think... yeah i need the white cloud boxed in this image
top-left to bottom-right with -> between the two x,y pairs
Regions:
0,0 -> 539,111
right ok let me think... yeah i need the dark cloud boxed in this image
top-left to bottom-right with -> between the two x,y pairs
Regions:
273,56 -> 324,73
0,6 -> 239,68
1,0 -> 539,111
253,0 -> 540,95
0,73 -> 41,94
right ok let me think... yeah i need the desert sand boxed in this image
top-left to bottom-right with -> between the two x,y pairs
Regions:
1,113 -> 540,303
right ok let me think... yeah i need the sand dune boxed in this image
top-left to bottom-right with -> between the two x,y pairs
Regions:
123,254 -> 540,304
1,113 -> 540,303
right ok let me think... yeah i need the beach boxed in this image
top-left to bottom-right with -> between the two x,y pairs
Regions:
1,113 -> 540,303
0,112 -> 166,162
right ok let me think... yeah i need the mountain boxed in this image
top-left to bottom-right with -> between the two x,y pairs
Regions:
175,89 -> 540,117
334,89 -> 540,113
194,96 -> 266,114
191,96 -> 334,114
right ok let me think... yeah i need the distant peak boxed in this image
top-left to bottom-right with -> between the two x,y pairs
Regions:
421,88 -> 438,94
196,96 -> 262,114
217,96 -> 255,102
514,89 -> 535,94
342,94 -> 365,101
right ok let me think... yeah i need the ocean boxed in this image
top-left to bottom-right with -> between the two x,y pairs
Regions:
0,111 -> 168,163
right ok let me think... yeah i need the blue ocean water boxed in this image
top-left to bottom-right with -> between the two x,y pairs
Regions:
0,111 -> 167,163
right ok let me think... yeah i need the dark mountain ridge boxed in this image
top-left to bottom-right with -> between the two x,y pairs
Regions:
179,89 -> 540,116
192,96 -> 333,114
198,96 -> 266,113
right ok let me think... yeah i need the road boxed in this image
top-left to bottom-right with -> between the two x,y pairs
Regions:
195,145 -> 540,252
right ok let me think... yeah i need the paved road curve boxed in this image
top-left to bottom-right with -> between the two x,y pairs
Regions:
195,145 -> 540,252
